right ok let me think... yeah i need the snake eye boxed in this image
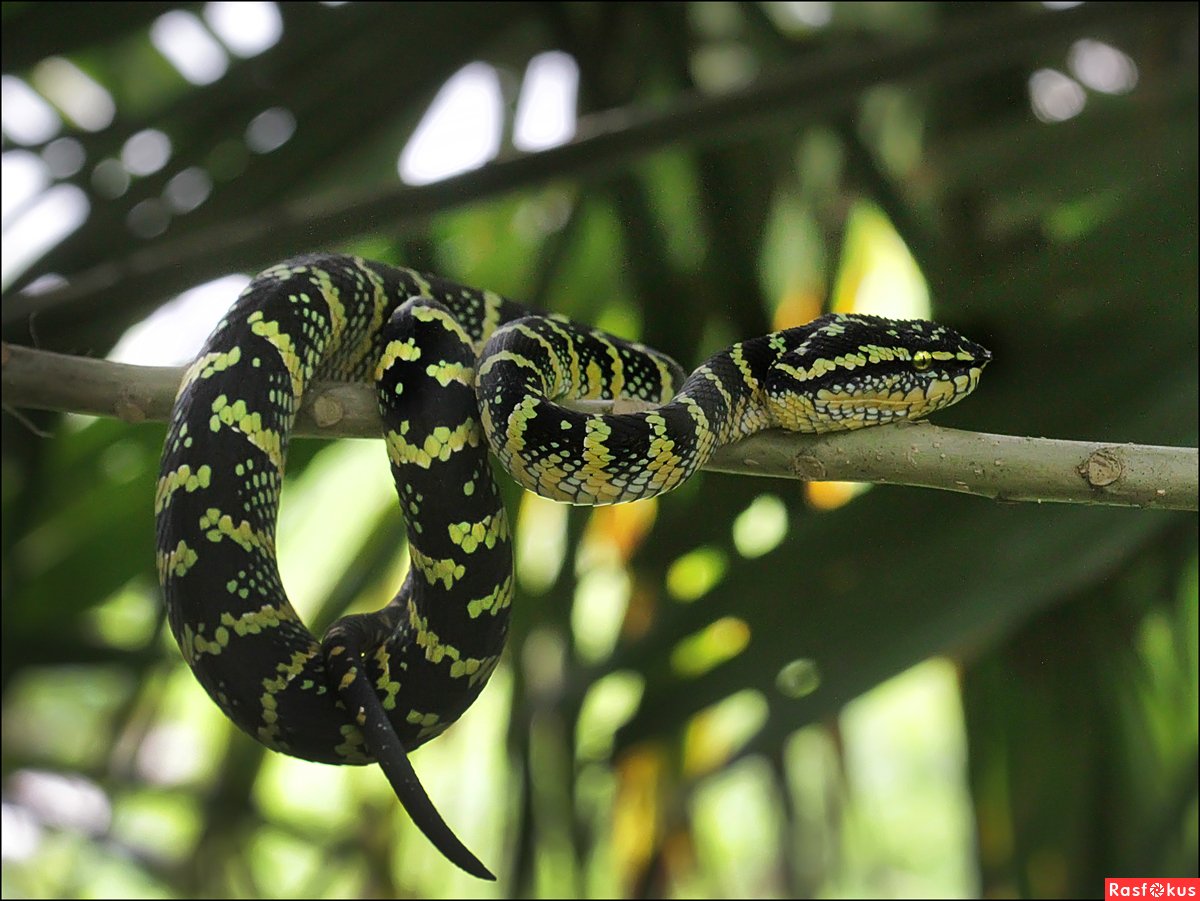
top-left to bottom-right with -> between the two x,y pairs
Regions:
912,350 -> 933,372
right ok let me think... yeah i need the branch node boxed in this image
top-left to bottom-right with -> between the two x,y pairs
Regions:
115,397 -> 146,423
1078,447 -> 1123,488
312,394 -> 345,427
791,454 -> 826,481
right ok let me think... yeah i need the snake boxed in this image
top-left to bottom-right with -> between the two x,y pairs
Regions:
155,253 -> 990,879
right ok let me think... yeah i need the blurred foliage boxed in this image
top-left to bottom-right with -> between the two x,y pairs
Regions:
2,2 -> 1197,898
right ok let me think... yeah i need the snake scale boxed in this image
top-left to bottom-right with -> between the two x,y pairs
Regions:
155,253 -> 990,878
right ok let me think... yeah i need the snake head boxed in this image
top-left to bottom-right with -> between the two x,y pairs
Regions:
763,312 -> 991,433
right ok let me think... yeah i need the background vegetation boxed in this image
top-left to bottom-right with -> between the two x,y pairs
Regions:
2,2 -> 1196,897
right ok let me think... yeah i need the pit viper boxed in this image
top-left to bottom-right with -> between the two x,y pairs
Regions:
155,253 -> 990,878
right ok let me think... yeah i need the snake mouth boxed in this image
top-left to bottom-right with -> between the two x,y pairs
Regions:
820,373 -> 981,408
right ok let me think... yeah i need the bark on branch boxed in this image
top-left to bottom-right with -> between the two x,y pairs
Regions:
3,342 -> 1196,511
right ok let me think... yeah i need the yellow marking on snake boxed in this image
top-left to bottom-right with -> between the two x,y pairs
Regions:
581,417 -> 619,500
157,540 -> 199,580
448,512 -> 510,554
650,350 -> 677,399
154,463 -> 212,514
644,412 -> 682,474
860,344 -> 900,364
375,336 -> 421,381
410,544 -> 467,589
730,343 -> 757,392
337,261 -> 393,368
479,290 -> 507,345
367,644 -> 403,711
199,507 -> 274,555
543,318 -> 582,395
332,723 -> 371,762
221,603 -> 299,637
178,620 -> 233,661
700,366 -> 734,411
209,395 -> 284,472
426,360 -> 473,387
406,710 -> 441,727
414,302 -> 473,345
309,266 -> 347,348
585,357 -> 606,399
407,606 -> 498,684
385,419 -> 480,469
248,311 -> 306,400
467,575 -> 514,619
181,347 -> 243,392
604,339 -> 626,398
476,349 -> 542,381
406,268 -> 434,300
496,395 -> 540,481
507,321 -> 563,394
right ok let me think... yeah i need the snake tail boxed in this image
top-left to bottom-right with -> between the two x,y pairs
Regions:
319,297 -> 516,878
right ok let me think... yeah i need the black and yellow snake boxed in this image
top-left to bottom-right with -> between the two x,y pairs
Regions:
155,253 -> 989,878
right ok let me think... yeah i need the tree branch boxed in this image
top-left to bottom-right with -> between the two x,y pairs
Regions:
3,342 -> 1196,512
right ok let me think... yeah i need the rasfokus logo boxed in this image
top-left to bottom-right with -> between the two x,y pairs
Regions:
1106,879 -> 1199,898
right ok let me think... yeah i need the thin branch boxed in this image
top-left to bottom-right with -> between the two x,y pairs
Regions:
4,343 -> 1196,511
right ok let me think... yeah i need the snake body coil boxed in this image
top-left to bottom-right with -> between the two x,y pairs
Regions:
156,253 -> 989,877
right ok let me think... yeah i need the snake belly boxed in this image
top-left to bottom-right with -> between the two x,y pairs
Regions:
154,253 -> 683,877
